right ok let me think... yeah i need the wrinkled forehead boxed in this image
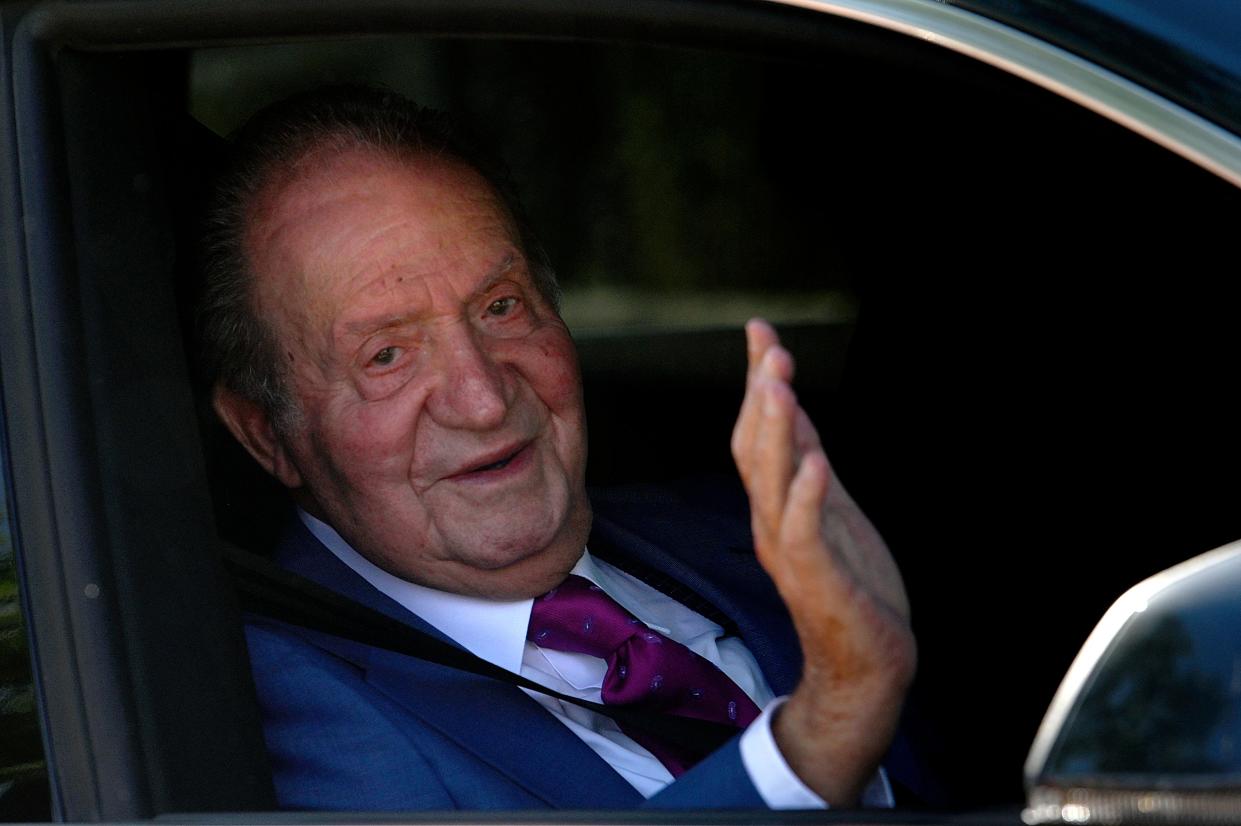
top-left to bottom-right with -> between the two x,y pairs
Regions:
243,144 -> 523,309
248,142 -> 516,253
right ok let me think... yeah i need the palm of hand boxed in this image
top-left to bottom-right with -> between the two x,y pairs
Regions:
731,319 -> 915,806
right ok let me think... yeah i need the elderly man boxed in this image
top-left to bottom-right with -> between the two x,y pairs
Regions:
200,86 -> 914,811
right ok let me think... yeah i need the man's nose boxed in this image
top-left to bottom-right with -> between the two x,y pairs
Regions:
425,326 -> 510,430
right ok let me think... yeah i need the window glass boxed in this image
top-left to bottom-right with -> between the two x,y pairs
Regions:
0,456 -> 51,821
183,30 -> 1241,812
189,38 -> 859,338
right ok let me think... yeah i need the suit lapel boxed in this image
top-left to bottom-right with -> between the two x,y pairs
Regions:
267,489 -> 800,807
273,519 -> 643,808
363,650 -> 641,808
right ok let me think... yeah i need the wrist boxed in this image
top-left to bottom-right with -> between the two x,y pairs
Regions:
773,676 -> 905,806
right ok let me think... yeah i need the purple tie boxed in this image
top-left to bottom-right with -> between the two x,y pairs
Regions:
528,574 -> 760,776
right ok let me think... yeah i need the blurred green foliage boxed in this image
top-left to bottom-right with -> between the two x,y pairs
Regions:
191,38 -> 860,331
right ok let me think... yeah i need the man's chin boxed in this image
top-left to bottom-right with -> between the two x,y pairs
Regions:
439,512 -> 591,597
465,532 -> 578,573
434,551 -> 581,600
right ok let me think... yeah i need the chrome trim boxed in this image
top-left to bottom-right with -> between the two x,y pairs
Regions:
1024,784 -> 1241,825
763,0 -> 1241,188
1023,539 -> 1241,785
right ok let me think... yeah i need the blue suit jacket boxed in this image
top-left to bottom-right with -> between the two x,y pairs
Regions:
244,482 -> 805,810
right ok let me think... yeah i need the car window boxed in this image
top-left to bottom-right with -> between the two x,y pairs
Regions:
185,32 -> 1241,811
189,36 -> 867,501
0,441 -> 50,822
5,1 -> 1241,819
190,39 -> 859,339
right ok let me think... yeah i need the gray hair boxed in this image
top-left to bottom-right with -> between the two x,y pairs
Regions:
197,85 -> 558,433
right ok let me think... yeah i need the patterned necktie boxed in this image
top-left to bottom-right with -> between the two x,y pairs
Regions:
527,574 -> 760,776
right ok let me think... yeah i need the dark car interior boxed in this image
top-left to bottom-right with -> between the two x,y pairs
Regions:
3,0 -> 1241,821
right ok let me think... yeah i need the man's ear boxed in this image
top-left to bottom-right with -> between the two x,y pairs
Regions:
213,384 -> 303,489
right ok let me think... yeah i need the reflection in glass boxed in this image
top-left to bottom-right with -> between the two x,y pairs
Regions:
1042,545 -> 1241,783
1051,615 -> 1228,775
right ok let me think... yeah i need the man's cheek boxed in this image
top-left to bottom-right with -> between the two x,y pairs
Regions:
533,335 -> 584,409
334,408 -> 416,471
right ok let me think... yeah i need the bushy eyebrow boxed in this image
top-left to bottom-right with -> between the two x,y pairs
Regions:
343,312 -> 415,337
469,253 -> 519,301
340,252 -> 522,338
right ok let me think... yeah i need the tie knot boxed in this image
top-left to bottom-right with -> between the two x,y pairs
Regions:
527,573 -> 761,777
528,574 -> 646,658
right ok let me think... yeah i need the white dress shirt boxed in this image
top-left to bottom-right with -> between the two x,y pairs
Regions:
301,510 -> 891,809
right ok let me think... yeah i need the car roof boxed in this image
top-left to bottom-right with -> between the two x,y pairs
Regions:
953,0 -> 1241,136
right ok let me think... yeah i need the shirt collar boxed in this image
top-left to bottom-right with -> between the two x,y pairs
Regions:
300,509 -> 608,675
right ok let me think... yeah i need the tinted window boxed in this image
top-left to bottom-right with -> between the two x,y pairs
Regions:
187,33 -> 1241,807
5,8 -> 1240,816
0,452 -> 51,821
190,39 -> 859,337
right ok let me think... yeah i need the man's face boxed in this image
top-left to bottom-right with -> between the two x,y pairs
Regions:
244,148 -> 590,599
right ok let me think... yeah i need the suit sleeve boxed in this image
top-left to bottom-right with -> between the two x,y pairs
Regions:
642,737 -> 766,808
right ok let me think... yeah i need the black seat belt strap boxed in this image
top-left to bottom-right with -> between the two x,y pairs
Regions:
221,543 -> 740,759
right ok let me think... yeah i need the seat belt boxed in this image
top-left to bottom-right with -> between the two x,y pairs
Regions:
221,543 -> 741,760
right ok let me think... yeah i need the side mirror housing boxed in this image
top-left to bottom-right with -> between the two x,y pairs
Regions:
1024,540 -> 1241,824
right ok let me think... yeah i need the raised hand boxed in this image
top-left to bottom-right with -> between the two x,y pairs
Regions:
731,318 -> 916,806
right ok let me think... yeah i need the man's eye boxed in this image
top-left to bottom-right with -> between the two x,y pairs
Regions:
371,346 -> 400,367
487,297 -> 518,317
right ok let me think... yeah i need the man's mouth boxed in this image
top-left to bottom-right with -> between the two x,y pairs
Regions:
449,442 -> 533,481
473,452 -> 518,473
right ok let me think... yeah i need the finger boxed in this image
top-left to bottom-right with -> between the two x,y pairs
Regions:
733,322 -> 790,470
771,450 -> 849,612
740,346 -> 798,468
792,405 -> 824,459
745,318 -> 780,385
733,323 -> 769,467
783,449 -> 831,552
731,387 -> 759,479
749,375 -> 797,551
749,321 -> 794,387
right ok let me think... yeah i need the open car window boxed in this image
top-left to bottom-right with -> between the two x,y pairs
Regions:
0,434 -> 49,821
2,0 -> 1241,822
